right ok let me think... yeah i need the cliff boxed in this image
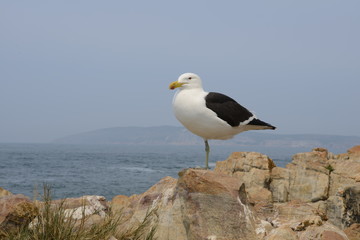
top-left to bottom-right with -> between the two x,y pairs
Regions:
2,146 -> 360,239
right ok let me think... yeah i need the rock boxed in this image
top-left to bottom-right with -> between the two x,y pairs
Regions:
214,152 -> 274,210
286,149 -> 330,202
29,195 -> 109,230
342,185 -> 360,227
328,157 -> 360,196
121,169 -> 262,240
43,195 -> 109,225
247,187 -> 272,207
0,187 -> 12,197
4,146 -> 360,239
344,223 -> 360,240
326,184 -> 360,229
348,145 -> 360,157
270,146 -> 360,205
177,169 -> 260,240
272,149 -> 330,204
111,195 -> 131,212
256,220 -> 274,238
116,147 -> 360,239
120,175 -> 183,239
0,194 -> 38,234
270,167 -> 290,202
291,215 -> 323,231
265,226 -> 298,240
326,196 -> 346,228
62,195 -> 108,220
215,152 -> 276,174
270,200 -> 320,228
298,223 -> 349,240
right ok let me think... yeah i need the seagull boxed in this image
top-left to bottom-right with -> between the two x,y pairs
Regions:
169,73 -> 276,169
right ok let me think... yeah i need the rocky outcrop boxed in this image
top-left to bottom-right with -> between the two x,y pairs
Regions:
0,188 -> 12,198
113,170 -> 260,240
344,223 -> 360,240
113,145 -> 360,239
214,152 -> 275,208
0,194 -> 38,234
1,145 -> 360,239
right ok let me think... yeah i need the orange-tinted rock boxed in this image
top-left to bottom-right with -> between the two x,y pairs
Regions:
111,195 -> 131,212
0,194 -> 38,233
120,169 -> 261,240
265,226 -> 298,240
0,187 -> 12,197
344,223 -> 360,240
348,145 -> 360,156
298,223 -> 349,240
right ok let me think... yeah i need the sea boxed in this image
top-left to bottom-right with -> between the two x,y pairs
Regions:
0,143 -> 296,200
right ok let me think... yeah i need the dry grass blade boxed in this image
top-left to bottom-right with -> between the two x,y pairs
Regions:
1,184 -> 158,240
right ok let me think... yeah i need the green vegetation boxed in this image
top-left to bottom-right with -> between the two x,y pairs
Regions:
324,164 -> 335,173
1,185 -> 157,240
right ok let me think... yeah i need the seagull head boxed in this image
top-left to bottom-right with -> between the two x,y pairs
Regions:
169,73 -> 203,90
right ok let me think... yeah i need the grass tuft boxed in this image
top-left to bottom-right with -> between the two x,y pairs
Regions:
1,184 -> 157,240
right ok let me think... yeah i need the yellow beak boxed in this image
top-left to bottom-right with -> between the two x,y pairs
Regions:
169,81 -> 185,90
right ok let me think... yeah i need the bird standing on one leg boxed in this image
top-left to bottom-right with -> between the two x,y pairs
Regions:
169,73 -> 276,169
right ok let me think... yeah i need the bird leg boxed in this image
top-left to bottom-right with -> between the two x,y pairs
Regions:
204,140 -> 210,169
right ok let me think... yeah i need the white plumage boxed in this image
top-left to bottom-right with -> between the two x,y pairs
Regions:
169,73 -> 276,169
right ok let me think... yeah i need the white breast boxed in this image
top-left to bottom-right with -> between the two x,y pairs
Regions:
172,89 -> 246,140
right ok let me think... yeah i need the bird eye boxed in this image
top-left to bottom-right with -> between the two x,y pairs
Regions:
188,77 -> 192,80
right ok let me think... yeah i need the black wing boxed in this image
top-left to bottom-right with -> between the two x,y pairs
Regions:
205,92 -> 276,129
205,92 -> 253,127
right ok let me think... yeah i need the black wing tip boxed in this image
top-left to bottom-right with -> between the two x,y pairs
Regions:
248,118 -> 276,130
264,124 -> 276,130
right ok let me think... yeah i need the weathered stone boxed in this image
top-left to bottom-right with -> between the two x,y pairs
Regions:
271,200 -> 320,228
0,187 -> 12,198
291,215 -> 323,231
29,195 -> 109,230
62,195 -> 108,220
313,147 -> 329,154
215,152 -> 275,173
0,194 -> 38,233
348,145 -> 360,157
327,195 -> 346,229
298,223 -> 349,240
326,184 -> 360,229
265,226 -> 298,240
286,149 -> 330,202
121,169 -> 262,240
177,169 -> 261,240
5,146 -> 360,239
290,149 -> 330,173
255,220 -> 274,238
342,185 -> 360,227
247,187 -> 272,206
112,147 -> 360,239
232,167 -> 271,189
329,160 -> 360,196
214,152 -> 274,211
270,167 -> 290,202
308,201 -> 328,221
329,173 -> 357,197
120,175 -> 184,240
111,195 -> 131,212
344,223 -> 360,240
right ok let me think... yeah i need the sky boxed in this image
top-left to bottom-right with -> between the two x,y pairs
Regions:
1,1 -> 359,143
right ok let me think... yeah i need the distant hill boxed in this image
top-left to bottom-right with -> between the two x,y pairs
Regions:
53,126 -> 360,154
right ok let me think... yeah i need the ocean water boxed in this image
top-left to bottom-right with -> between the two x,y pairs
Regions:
0,143 -> 292,200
